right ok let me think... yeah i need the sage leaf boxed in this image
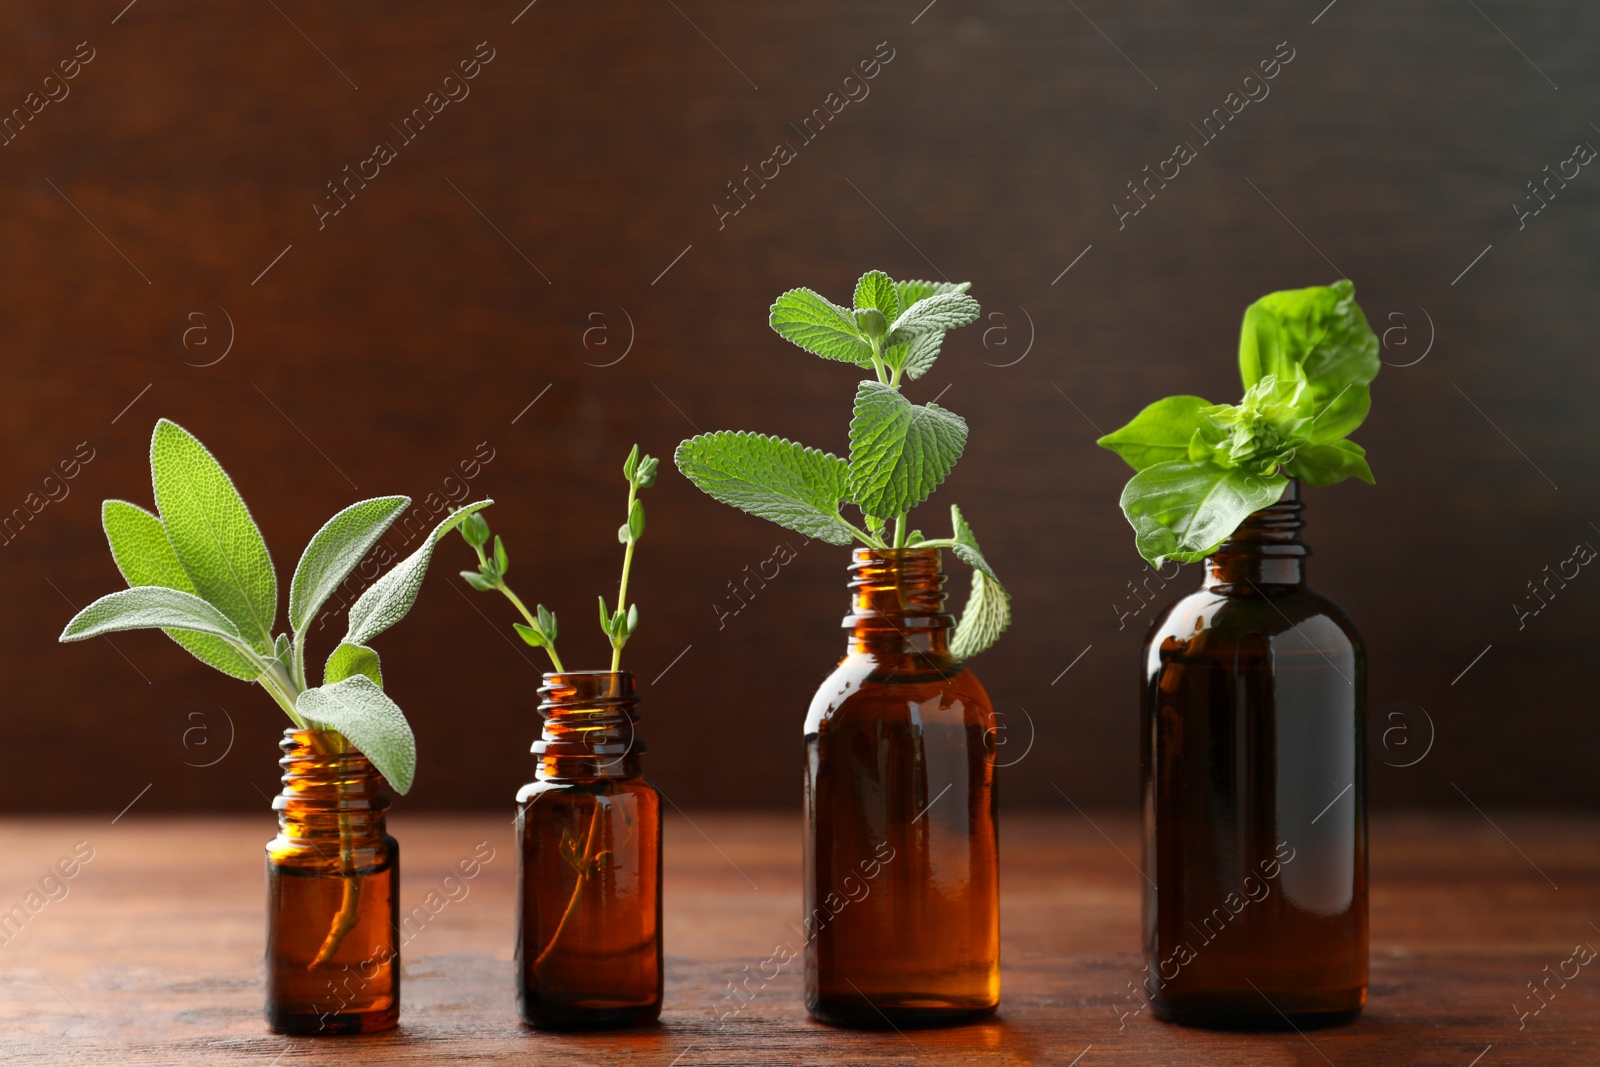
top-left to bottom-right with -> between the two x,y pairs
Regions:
59,586 -> 250,648
295,675 -> 417,794
288,496 -> 410,634
324,641 -> 382,687
847,381 -> 968,520
150,419 -> 277,652
344,499 -> 493,647
1097,396 -> 1213,474
1120,461 -> 1288,567
675,431 -> 857,545
769,288 -> 874,367
101,500 -> 261,680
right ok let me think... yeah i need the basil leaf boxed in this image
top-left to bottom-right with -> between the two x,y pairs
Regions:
1283,439 -> 1375,486
1237,279 -> 1378,439
1097,396 -> 1214,473
1119,461 -> 1288,567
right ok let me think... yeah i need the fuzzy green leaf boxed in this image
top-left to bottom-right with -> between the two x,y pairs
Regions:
150,419 -> 277,652
628,498 -> 645,540
894,279 -> 971,307
885,292 -> 981,348
946,506 -> 1010,659
1283,439 -> 1375,487
296,676 -> 417,795
345,500 -> 493,647
675,432 -> 857,545
101,500 -> 261,680
59,586 -> 250,648
769,288 -> 874,367
1120,461 -> 1288,567
324,641 -> 382,687
288,496 -> 410,635
853,270 -> 901,324
1097,396 -> 1213,474
847,382 -> 968,520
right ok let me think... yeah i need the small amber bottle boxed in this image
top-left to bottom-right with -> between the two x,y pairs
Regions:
804,547 -> 999,1027
265,729 -> 400,1035
517,671 -> 662,1029
1141,481 -> 1367,1028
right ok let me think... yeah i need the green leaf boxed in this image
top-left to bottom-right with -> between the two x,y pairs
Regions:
1097,396 -> 1213,474
460,570 -> 494,592
537,604 -> 557,640
493,535 -> 509,575
885,292 -> 981,348
1283,439 -> 1375,486
675,431 -> 857,545
847,381 -> 968,520
513,622 -> 546,648
853,269 -> 901,324
623,443 -> 640,482
59,586 -> 250,648
345,500 -> 493,647
895,329 -> 948,380
635,455 -> 659,488
296,676 -> 417,795
460,512 -> 490,550
628,498 -> 645,540
288,496 -> 410,635
1119,461 -> 1288,567
1237,279 -> 1378,441
101,500 -> 260,680
150,419 -> 277,652
325,641 -> 382,687
769,288 -> 874,367
894,279 -> 971,308
598,595 -> 612,636
945,506 -> 1010,660
946,505 -> 997,581
854,308 -> 888,341
626,602 -> 639,636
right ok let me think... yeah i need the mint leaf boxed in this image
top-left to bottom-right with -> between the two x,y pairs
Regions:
1237,280 -> 1378,442
1283,439 -> 1375,486
1097,396 -> 1213,473
675,431 -> 857,545
289,496 -> 410,634
769,288 -> 874,367
325,641 -> 382,686
894,279 -> 971,307
946,505 -> 1010,659
946,504 -> 998,581
885,292 -> 981,348
296,675 -> 417,794
886,330 -> 947,380
59,586 -> 251,648
847,381 -> 968,519
101,500 -> 261,680
853,270 -> 900,324
150,419 -> 277,652
345,499 -> 493,646
1120,461 -> 1288,567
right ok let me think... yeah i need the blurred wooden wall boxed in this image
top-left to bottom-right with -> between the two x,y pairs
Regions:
2,0 -> 1596,812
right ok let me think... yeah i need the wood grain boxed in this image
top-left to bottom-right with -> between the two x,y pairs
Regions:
0,813 -> 1595,1065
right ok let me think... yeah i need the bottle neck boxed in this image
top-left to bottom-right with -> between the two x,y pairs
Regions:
1202,479 -> 1308,592
534,671 -> 643,782
273,729 -> 389,842
843,546 -> 955,659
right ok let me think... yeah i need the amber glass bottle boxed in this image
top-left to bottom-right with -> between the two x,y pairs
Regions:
517,670 -> 662,1029
804,547 -> 999,1027
1141,481 -> 1367,1028
265,729 -> 399,1036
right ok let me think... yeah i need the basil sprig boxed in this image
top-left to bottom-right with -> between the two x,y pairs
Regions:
1098,280 -> 1379,567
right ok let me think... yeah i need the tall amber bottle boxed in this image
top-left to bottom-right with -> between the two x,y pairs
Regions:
265,729 -> 400,1035
517,671 -> 662,1029
1141,481 -> 1367,1028
804,547 -> 999,1027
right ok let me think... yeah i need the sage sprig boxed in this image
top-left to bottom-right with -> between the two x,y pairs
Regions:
458,444 -> 657,671
1097,280 -> 1379,566
674,270 -> 1010,659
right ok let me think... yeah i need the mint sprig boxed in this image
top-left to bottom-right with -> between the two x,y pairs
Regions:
675,270 -> 1010,659
1098,280 -> 1379,567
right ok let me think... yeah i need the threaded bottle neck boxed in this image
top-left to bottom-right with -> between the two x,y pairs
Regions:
534,671 -> 644,781
844,546 -> 953,658
1204,479 -> 1308,591
274,729 -> 389,841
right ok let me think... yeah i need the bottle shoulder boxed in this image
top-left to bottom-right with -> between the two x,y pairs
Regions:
804,652 -> 993,734
1146,583 -> 1364,655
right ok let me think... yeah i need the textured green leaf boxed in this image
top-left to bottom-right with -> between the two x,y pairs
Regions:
675,431 -> 857,545
344,500 -> 493,647
324,641 -> 382,686
1284,439 -> 1375,486
59,586 -> 250,647
897,329 -> 948,380
769,288 -> 874,367
950,567 -> 1010,660
101,500 -> 260,680
1119,461 -> 1288,567
288,496 -> 410,634
946,505 -> 998,582
847,381 -> 968,519
885,292 -> 981,347
853,270 -> 901,324
1237,279 -> 1378,441
1097,396 -> 1214,474
296,676 -> 417,795
150,419 -> 277,652
894,279 -> 971,308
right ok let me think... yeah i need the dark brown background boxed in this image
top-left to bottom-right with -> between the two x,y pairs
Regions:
2,1 -> 1595,812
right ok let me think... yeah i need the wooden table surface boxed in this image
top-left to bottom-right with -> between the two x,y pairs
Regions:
0,812 -> 1595,1065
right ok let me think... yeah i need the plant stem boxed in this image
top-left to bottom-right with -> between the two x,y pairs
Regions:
610,478 -> 642,673
892,515 -> 909,549
498,581 -> 566,672
309,730 -> 361,970
532,797 -> 606,971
